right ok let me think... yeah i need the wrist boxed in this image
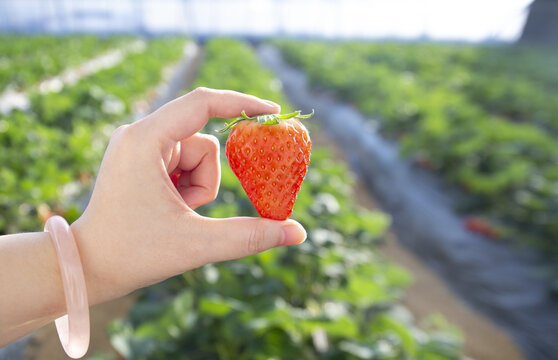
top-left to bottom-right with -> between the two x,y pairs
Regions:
70,218 -> 117,306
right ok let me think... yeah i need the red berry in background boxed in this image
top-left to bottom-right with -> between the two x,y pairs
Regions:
463,216 -> 501,240
222,110 -> 312,220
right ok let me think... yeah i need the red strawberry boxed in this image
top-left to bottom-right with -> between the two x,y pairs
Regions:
221,110 -> 312,220
170,171 -> 181,188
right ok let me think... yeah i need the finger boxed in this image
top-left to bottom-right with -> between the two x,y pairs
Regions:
167,141 -> 181,174
107,124 -> 129,147
141,87 -> 281,143
196,217 -> 307,264
176,134 -> 221,209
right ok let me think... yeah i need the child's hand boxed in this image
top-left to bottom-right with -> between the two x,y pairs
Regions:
70,88 -> 307,304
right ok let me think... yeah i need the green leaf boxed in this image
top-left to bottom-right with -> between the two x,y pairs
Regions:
199,295 -> 244,317
257,114 -> 281,125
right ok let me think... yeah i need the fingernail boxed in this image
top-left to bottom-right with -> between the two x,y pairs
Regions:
263,100 -> 281,113
280,221 -> 307,246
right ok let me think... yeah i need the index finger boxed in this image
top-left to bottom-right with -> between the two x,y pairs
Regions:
141,87 -> 281,143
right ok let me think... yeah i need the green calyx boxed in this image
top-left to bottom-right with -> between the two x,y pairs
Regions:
217,109 -> 314,133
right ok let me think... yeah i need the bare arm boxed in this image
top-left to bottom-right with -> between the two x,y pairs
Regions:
0,231 -> 65,345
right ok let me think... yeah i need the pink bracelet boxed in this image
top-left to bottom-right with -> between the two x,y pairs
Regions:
45,216 -> 90,359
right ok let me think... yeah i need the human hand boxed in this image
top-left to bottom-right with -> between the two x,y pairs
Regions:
70,88 -> 307,305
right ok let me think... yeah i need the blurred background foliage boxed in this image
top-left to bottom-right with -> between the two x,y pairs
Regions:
0,37 -> 186,233
276,41 -> 558,266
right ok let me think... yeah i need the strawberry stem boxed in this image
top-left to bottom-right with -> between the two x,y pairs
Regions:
217,109 -> 314,133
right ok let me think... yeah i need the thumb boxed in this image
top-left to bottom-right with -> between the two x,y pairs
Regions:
198,217 -> 307,263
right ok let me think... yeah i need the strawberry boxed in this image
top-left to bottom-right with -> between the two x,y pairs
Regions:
170,171 -> 181,188
220,110 -> 312,220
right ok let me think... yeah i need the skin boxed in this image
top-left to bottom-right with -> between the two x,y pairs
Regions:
0,88 -> 307,346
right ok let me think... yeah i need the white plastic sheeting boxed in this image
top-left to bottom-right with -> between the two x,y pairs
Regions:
0,0 -> 531,42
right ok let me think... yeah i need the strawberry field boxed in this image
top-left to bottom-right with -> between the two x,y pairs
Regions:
4,31 -> 558,359
276,41 -> 558,272
0,36 -> 466,359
